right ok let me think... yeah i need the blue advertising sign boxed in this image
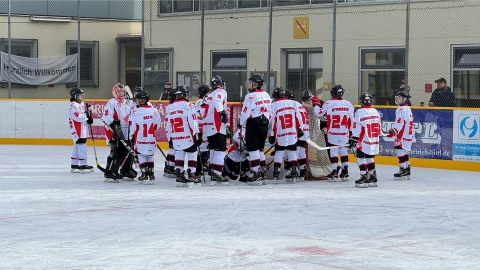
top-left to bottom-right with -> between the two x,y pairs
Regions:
452,110 -> 480,162
375,108 -> 453,160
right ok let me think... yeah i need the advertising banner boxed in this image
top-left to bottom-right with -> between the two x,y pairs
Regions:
452,110 -> 480,162
0,52 -> 78,85
378,107 -> 453,160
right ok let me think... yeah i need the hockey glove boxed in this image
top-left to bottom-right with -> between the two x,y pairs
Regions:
86,111 -> 94,125
348,136 -> 359,149
297,128 -> 304,138
226,125 -> 233,138
311,96 -> 321,107
387,129 -> 397,138
220,111 -> 228,124
268,136 -> 276,145
195,133 -> 203,146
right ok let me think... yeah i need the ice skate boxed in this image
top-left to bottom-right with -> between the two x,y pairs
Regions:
260,167 -> 267,185
339,165 -> 349,182
176,169 -> 190,187
367,171 -> 378,187
327,167 -> 339,182
394,167 -> 410,181
187,169 -> 201,187
272,167 -> 280,183
145,168 -> 155,185
355,174 -> 369,188
286,168 -> 298,183
79,165 -> 94,174
138,169 -> 148,183
211,173 -> 227,186
70,165 -> 80,173
104,171 -> 119,183
299,168 -> 306,181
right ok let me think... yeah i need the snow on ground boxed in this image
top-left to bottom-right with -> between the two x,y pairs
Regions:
1,145 -> 480,270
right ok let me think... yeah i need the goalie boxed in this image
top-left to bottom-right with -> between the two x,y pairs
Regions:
222,127 -> 251,183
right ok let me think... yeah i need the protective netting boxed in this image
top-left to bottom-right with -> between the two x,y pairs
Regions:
305,105 -> 331,180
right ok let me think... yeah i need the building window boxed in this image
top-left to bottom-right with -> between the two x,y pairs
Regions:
144,50 -> 171,98
159,0 -> 200,13
211,50 -> 247,101
452,45 -> 480,107
0,38 -> 38,87
286,50 -> 323,99
360,47 -> 405,105
66,40 -> 99,87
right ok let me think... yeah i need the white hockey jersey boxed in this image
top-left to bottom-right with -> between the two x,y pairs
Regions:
202,87 -> 227,137
68,101 -> 90,142
165,100 -> 199,150
351,106 -> 381,155
295,101 -> 310,141
391,105 -> 413,151
314,98 -> 354,145
129,104 -> 161,155
226,127 -> 248,162
194,98 -> 209,150
239,90 -> 272,125
269,98 -> 301,147
102,97 -> 131,142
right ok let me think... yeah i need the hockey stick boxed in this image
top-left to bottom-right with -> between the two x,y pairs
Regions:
306,139 -> 349,151
264,144 -> 275,156
89,123 -> 105,172
195,134 -> 206,183
155,143 -> 167,159
235,85 -> 244,184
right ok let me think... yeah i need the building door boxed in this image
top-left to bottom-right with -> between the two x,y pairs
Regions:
286,50 -> 323,99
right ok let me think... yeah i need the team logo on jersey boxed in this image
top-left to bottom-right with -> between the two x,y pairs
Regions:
459,114 -> 479,140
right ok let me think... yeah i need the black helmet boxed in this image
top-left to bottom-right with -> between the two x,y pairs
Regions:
197,85 -> 210,98
248,75 -> 264,91
211,75 -> 224,88
301,90 -> 313,102
285,89 -> 294,100
69,87 -> 84,101
168,88 -> 176,104
395,90 -> 411,106
134,86 -> 143,93
272,87 -> 286,99
359,92 -> 373,107
135,90 -> 150,105
330,84 -> 345,98
174,86 -> 187,100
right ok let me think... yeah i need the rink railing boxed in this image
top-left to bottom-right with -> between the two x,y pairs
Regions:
0,99 -> 479,172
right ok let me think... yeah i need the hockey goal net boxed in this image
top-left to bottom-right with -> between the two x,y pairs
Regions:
305,105 -> 332,180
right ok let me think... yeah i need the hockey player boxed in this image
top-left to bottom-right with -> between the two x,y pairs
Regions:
312,84 -> 354,182
223,127 -> 251,182
269,87 -> 303,183
202,75 -> 229,185
68,87 -> 94,173
387,90 -> 413,180
129,91 -> 160,184
101,83 -> 136,180
349,92 -> 381,188
164,88 -> 177,178
288,89 -> 310,180
239,75 -> 271,184
194,85 -> 211,179
166,86 -> 202,187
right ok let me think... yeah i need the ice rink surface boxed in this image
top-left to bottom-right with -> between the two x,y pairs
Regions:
1,145 -> 480,270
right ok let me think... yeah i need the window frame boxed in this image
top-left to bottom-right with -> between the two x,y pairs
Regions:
451,44 -> 480,103
0,38 -> 38,87
66,40 -> 99,87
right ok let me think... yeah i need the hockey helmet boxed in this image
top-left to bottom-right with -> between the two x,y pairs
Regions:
272,87 -> 286,100
69,87 -> 84,102
133,86 -> 143,94
168,88 -> 176,104
174,86 -> 187,100
135,90 -> 150,105
359,92 -> 373,107
395,90 -> 411,106
330,84 -> 344,98
112,83 -> 126,102
301,90 -> 313,102
197,84 -> 211,98
285,89 -> 294,100
247,75 -> 264,91
211,75 -> 224,89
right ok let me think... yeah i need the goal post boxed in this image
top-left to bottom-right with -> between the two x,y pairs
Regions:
305,106 -> 332,180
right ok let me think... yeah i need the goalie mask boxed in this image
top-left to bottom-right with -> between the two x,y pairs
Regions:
70,87 -> 85,102
112,83 -> 126,102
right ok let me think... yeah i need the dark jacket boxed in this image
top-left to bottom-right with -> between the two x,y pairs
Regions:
429,86 -> 456,107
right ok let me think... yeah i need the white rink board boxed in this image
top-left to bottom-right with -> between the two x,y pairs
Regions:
1,145 -> 480,269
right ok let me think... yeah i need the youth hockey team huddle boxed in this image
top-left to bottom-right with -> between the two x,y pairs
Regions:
67,75 -> 414,188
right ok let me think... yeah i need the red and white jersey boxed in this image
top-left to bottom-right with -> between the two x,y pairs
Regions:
165,100 -> 199,150
194,98 -> 209,150
239,90 -> 271,125
269,98 -> 301,147
129,104 -> 160,155
226,127 -> 248,162
295,101 -> 310,141
203,87 -> 227,137
314,98 -> 354,145
102,98 -> 131,142
351,106 -> 381,155
392,105 -> 413,151
68,101 -> 89,142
